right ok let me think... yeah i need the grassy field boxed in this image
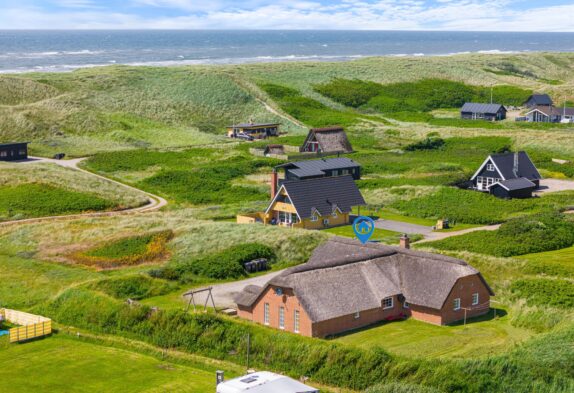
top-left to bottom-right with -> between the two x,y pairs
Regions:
334,309 -> 533,359
0,335 -> 218,393
518,246 -> 574,278
323,224 -> 413,244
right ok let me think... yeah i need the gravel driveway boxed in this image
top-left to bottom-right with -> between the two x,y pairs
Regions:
535,179 -> 574,194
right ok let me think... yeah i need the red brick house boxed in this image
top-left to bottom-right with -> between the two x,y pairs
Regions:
235,237 -> 494,338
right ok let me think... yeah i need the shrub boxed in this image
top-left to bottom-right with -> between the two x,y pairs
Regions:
405,137 -> 445,152
424,212 -> 574,257
150,243 -> 276,281
90,275 -> 176,300
366,383 -> 442,393
511,279 -> 574,309
71,230 -> 174,268
314,78 -> 382,107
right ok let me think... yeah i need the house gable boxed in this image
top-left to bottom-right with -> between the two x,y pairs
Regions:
470,156 -> 505,181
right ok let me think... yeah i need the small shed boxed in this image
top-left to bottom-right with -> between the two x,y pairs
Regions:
461,103 -> 507,121
489,178 -> 536,199
264,144 -> 285,156
524,94 -> 553,108
0,142 -> 29,161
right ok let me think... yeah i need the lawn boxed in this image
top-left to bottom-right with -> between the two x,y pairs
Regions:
323,224 -> 404,244
334,309 -> 533,359
0,335 -> 217,393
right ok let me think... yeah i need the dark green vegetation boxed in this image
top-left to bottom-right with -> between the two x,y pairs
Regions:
520,247 -> 574,279
0,184 -> 114,221
90,275 -> 177,300
391,188 -> 574,225
511,279 -> 574,309
314,78 -> 531,113
37,287 -> 574,393
84,148 -> 276,205
72,230 -> 174,268
423,213 -> 574,257
150,243 -> 275,281
258,83 -> 364,128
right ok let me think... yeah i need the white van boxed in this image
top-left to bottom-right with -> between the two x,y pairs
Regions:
216,371 -> 318,393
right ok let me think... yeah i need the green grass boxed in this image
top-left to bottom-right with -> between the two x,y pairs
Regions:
510,278 -> 574,309
0,334 -> 217,393
323,224 -> 408,244
86,234 -> 157,259
334,309 -> 532,359
0,184 -> 115,221
518,246 -> 574,278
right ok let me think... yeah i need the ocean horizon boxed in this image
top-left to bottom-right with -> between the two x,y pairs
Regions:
1,30 -> 574,74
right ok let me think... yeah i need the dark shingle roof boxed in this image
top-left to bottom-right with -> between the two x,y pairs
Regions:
526,106 -> 574,117
303,127 -> 353,153
491,177 -> 536,191
272,175 -> 365,219
461,103 -> 506,114
526,94 -> 553,106
235,237 -> 494,322
490,151 -> 542,181
0,142 -> 29,147
277,157 -> 360,178
227,123 -> 280,128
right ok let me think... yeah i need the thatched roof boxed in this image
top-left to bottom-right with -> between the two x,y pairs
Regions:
301,127 -> 353,153
235,237 -> 493,322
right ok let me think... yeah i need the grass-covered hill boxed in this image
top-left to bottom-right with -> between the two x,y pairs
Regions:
1,52 -> 574,157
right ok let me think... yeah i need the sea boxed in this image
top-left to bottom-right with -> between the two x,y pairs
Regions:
1,30 -> 574,74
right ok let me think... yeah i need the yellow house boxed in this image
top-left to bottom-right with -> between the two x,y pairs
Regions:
263,175 -> 365,229
227,122 -> 280,139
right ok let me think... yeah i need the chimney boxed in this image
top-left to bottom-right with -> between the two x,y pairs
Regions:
270,170 -> 278,199
216,370 -> 225,385
399,234 -> 410,249
513,152 -> 519,177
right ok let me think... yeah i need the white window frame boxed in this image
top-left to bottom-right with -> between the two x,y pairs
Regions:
354,311 -> 360,320
310,213 -> 318,222
382,297 -> 393,310
403,301 -> 409,309
472,293 -> 479,306
487,163 -> 495,171
294,310 -> 300,333
454,298 -> 461,311
264,303 -> 270,325
279,306 -> 285,329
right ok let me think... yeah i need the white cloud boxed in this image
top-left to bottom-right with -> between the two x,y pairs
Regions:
1,1 -> 573,31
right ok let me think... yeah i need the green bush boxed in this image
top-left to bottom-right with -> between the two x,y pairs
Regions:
0,184 -> 114,221
511,279 -> 574,309
150,243 -> 276,281
405,137 -> 445,152
90,276 -> 176,300
314,78 -> 382,107
424,212 -> 574,256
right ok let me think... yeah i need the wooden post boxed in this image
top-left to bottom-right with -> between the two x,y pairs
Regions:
464,308 -> 467,327
246,333 -> 251,371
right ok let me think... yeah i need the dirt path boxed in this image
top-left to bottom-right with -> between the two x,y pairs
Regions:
416,224 -> 501,243
2,156 -> 167,226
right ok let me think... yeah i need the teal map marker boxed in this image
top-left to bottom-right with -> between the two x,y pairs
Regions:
352,216 -> 375,244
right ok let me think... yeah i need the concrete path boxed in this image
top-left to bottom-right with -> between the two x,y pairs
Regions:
374,220 -> 433,235
189,269 -> 285,309
2,156 -> 167,226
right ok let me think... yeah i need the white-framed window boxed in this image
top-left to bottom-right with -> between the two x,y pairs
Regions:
294,310 -> 300,333
382,297 -> 393,309
322,219 -> 329,226
454,298 -> 461,311
487,163 -> 495,171
403,301 -> 409,309
279,306 -> 285,329
341,169 -> 350,176
310,213 -> 318,222
0,151 -> 7,157
477,176 -> 484,184
264,303 -> 270,325
354,311 -> 360,319
472,293 -> 479,306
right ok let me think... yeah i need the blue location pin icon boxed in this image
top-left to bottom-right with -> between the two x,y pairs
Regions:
353,216 -> 375,244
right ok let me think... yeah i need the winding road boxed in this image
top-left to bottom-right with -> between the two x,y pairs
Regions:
2,156 -> 167,226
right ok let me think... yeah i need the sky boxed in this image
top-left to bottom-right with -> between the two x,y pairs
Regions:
0,0 -> 573,31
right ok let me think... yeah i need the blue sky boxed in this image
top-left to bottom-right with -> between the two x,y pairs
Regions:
1,0 -> 573,31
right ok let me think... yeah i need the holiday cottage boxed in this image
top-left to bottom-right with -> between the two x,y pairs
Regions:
300,126 -> 353,154
461,103 -> 507,121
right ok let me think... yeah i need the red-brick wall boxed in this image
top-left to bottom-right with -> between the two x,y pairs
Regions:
439,275 -> 491,325
312,295 -> 406,338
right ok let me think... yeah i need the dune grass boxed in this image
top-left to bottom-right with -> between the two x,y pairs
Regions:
518,246 -> 574,278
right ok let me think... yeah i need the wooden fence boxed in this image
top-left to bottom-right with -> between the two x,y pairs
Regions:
1,309 -> 52,343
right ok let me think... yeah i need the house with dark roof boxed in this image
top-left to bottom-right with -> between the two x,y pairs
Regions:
300,126 -> 353,154
0,142 -> 29,162
275,157 -> 361,185
524,94 -> 553,109
470,151 -> 542,198
461,103 -> 507,121
525,105 -> 574,123
226,122 -> 280,139
235,237 -> 494,337
264,176 -> 365,229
